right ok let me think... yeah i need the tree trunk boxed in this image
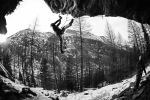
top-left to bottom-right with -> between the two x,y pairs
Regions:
88,61 -> 91,88
75,31 -> 79,91
13,53 -> 16,78
52,43 -> 60,93
30,33 -> 35,87
18,45 -> 20,73
141,24 -> 150,61
24,40 -> 27,85
79,17 -> 83,92
21,45 -> 25,84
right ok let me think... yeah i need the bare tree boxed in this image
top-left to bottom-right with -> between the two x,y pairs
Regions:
52,40 -> 60,92
103,20 -> 117,83
29,17 -> 39,87
71,17 -> 91,92
141,24 -> 150,60
116,32 -> 123,74
128,20 -> 144,54
104,20 -> 116,47
71,17 -> 91,32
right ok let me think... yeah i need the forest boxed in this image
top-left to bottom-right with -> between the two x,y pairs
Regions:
0,17 -> 150,93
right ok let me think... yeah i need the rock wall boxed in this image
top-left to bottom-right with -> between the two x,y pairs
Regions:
0,0 -> 22,34
44,0 -> 150,24
1,0 -> 150,34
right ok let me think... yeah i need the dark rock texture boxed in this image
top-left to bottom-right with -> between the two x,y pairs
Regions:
0,0 -> 22,34
1,0 -> 150,34
44,0 -> 150,24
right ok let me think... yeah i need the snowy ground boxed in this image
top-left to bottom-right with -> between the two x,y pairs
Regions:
1,66 -> 150,100
59,76 -> 136,100
59,66 -> 150,100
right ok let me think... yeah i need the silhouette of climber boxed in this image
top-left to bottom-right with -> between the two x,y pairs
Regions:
51,15 -> 74,53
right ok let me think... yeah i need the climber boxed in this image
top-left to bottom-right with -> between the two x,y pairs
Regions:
51,15 -> 74,53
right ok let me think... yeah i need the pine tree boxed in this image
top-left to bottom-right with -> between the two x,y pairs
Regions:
65,55 -> 74,91
40,58 -> 49,89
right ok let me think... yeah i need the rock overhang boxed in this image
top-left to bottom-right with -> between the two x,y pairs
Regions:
44,0 -> 150,25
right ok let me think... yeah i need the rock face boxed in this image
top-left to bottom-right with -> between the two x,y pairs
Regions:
115,73 -> 150,100
44,0 -> 150,24
0,0 -> 22,34
0,0 -> 150,34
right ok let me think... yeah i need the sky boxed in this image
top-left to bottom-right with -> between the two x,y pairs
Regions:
0,0 -> 128,43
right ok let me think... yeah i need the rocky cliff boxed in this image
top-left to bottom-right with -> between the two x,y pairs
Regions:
44,0 -> 150,25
